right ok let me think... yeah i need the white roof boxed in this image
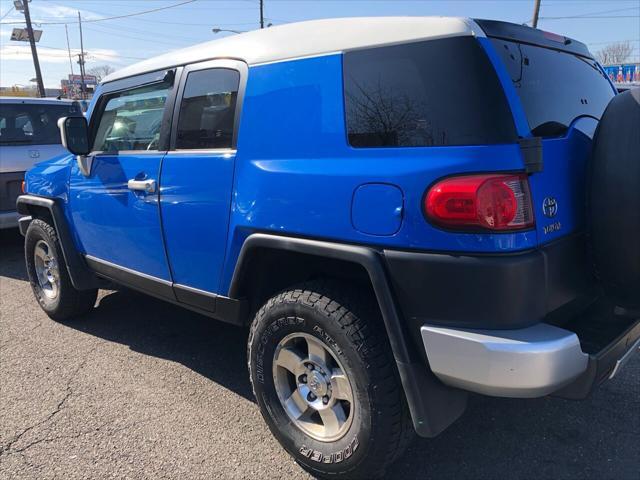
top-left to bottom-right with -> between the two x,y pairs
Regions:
104,17 -> 484,83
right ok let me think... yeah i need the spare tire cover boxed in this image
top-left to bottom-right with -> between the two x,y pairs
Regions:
589,88 -> 640,307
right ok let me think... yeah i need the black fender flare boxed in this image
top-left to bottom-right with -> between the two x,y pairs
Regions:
229,233 -> 468,437
16,194 -> 99,291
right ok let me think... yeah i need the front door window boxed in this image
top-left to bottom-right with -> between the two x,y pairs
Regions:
92,83 -> 169,153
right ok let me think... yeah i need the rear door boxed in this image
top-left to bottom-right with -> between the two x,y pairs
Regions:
489,38 -> 615,244
69,70 -> 178,287
159,60 -> 245,310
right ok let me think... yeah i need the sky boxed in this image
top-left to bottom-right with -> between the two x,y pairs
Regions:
1,0 -> 639,88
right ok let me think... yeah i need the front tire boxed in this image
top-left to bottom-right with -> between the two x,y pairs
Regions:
248,281 -> 412,479
25,218 -> 97,321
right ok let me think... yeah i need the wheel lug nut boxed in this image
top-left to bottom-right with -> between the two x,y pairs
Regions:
322,396 -> 329,404
308,364 -> 314,371
301,374 -> 308,383
307,392 -> 316,402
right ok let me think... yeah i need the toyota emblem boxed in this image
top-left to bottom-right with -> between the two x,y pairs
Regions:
542,197 -> 558,218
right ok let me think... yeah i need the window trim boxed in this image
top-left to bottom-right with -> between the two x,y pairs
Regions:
169,58 -> 248,152
87,67 -> 183,156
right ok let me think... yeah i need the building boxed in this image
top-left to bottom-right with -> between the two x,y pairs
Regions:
60,74 -> 98,99
602,63 -> 640,90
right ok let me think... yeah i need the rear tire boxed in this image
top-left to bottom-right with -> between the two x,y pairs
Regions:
25,218 -> 97,321
248,281 -> 413,479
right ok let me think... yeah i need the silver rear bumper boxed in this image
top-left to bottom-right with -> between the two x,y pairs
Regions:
421,323 -> 589,397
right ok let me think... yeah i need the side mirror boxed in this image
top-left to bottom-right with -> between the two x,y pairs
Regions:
58,116 -> 90,156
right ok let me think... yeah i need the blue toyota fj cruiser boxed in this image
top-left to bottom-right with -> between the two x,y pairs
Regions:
17,18 -> 640,479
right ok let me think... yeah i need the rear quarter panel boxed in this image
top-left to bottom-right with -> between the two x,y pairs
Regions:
219,54 -> 533,293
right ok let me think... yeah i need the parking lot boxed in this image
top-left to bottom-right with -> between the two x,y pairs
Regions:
0,228 -> 638,479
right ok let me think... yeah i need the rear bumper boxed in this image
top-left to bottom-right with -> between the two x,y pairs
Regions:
421,316 -> 640,398
421,323 -> 588,397
384,234 -> 594,331
383,235 -> 639,398
0,171 -> 25,220
556,310 -> 640,399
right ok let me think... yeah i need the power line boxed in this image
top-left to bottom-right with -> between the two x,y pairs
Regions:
1,43 -> 149,63
125,17 -> 261,26
82,24 -> 192,48
540,15 -> 639,19
536,6 -> 639,21
0,0 -> 197,25
587,38 -> 640,46
0,5 -> 14,21
550,6 -> 639,17
83,18 -> 205,42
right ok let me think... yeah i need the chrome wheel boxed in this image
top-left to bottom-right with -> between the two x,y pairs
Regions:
33,239 -> 59,300
273,332 -> 354,442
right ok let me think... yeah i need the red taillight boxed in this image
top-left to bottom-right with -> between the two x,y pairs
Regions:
424,174 -> 534,231
21,181 -> 25,194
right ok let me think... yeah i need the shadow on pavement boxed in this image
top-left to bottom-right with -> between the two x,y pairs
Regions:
0,228 -> 28,282
2,230 -> 637,478
75,289 -> 254,402
71,287 -> 638,479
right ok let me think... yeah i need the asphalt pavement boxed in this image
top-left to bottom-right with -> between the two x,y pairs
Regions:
1,228 -> 638,479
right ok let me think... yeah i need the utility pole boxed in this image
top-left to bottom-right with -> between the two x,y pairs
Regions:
77,11 -> 86,100
259,0 -> 264,29
64,24 -> 74,76
531,0 -> 542,28
21,0 -> 46,97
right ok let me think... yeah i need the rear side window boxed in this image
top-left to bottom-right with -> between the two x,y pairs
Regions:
92,83 -> 168,152
175,68 -> 240,149
0,103 -> 81,146
343,37 -> 517,148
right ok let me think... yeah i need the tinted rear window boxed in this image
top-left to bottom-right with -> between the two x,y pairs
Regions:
343,37 -> 517,148
0,103 -> 81,146
176,68 -> 240,150
491,39 -> 614,136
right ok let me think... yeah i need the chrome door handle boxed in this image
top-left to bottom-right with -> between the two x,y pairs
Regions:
127,179 -> 156,193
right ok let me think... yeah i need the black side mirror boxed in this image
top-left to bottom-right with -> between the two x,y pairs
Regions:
58,116 -> 90,156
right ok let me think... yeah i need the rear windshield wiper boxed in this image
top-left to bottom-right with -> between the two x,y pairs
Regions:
531,121 -> 569,138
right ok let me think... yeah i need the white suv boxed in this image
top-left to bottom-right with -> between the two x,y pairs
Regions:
0,97 -> 82,229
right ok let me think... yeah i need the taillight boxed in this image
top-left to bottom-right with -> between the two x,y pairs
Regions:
542,30 -> 567,44
424,174 -> 534,231
21,181 -> 25,194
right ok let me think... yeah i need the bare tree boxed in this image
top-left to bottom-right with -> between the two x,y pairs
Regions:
87,64 -> 116,82
346,78 -> 433,147
595,41 -> 632,66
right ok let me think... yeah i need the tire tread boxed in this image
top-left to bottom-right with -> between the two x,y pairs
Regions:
25,218 -> 97,321
248,279 -> 413,479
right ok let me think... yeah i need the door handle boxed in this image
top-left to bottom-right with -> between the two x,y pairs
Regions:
127,179 -> 156,193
